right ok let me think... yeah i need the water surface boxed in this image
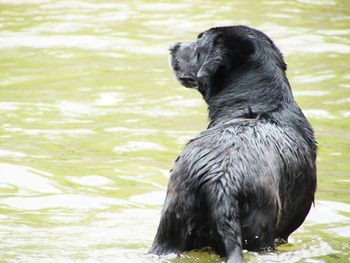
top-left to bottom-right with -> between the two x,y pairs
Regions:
0,0 -> 349,262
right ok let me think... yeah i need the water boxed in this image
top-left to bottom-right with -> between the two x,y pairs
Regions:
0,0 -> 349,262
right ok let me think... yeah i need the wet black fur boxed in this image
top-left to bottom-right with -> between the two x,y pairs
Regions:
149,26 -> 317,263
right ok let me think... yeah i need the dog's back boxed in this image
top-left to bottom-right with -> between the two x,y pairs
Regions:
149,117 -> 316,258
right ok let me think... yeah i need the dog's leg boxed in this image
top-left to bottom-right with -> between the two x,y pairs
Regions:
207,180 -> 242,263
215,200 -> 242,263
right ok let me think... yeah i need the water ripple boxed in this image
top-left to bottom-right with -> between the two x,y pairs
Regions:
0,163 -> 59,194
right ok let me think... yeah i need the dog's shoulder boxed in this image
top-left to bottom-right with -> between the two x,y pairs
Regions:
170,118 -> 309,179
184,118 -> 281,150
169,119 -> 269,178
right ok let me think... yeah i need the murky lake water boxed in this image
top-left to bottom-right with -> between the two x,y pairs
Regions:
0,0 -> 349,262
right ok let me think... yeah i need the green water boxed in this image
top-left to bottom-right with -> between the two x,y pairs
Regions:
0,0 -> 349,262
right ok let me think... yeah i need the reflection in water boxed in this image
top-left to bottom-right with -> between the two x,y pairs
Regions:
0,150 -> 27,158
0,0 -> 349,262
303,109 -> 338,119
2,194 -> 121,210
66,175 -> 114,186
0,163 -> 59,193
114,141 -> 167,153
307,201 -> 350,224
293,90 -> 329,96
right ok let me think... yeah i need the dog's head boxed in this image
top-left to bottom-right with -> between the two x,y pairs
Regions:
169,26 -> 286,98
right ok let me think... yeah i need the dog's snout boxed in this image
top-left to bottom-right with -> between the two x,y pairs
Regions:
169,42 -> 180,52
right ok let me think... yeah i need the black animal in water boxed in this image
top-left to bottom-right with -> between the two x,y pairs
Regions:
149,25 -> 317,263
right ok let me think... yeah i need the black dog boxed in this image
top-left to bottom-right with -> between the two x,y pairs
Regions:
149,25 -> 317,263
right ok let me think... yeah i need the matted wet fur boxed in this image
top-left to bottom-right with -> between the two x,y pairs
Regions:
149,25 -> 317,263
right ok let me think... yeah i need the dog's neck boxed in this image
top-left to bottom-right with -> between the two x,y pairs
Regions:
206,64 -> 297,128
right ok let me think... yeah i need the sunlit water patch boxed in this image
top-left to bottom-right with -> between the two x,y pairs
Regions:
0,163 -> 59,194
303,109 -> 338,119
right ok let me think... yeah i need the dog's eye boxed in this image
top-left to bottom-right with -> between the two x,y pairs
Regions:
197,52 -> 201,61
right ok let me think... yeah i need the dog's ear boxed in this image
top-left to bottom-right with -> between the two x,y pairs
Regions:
224,33 -> 255,68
